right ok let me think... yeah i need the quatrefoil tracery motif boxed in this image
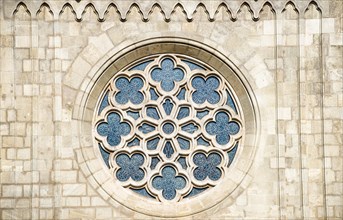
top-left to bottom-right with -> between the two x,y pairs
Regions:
94,54 -> 244,202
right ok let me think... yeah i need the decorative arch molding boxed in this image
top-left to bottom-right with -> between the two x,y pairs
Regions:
70,36 -> 262,217
9,0 -> 324,21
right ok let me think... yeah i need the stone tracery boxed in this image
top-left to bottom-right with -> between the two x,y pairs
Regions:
94,54 -> 244,202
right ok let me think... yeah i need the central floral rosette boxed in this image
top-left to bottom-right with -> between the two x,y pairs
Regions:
94,54 -> 243,202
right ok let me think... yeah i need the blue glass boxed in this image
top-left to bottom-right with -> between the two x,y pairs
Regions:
116,153 -> 145,182
184,187 -> 208,198
115,77 -> 144,104
226,90 -> 238,113
162,99 -> 174,115
205,111 -> 240,145
181,60 -> 205,70
149,88 -> 159,100
176,88 -> 186,100
181,123 -> 198,134
193,152 -> 222,181
192,76 -> 220,104
162,123 -> 174,134
147,107 -> 160,120
227,143 -> 238,167
97,112 -> 131,147
177,137 -> 190,150
196,110 -> 209,119
177,157 -> 187,169
163,141 -> 174,158
177,107 -> 190,120
98,91 -> 109,115
147,137 -> 160,150
99,143 -> 110,168
150,157 -> 160,169
138,123 -> 155,134
129,60 -> 152,71
127,137 -> 140,147
197,136 -> 210,146
127,111 -> 139,120
151,58 -> 185,92
131,187 -> 155,199
96,56 -> 243,201
152,166 -> 186,200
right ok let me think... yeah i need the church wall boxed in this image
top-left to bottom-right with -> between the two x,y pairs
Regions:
0,1 -> 342,219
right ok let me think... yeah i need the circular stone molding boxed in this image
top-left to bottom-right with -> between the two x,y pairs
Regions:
77,39 -> 259,217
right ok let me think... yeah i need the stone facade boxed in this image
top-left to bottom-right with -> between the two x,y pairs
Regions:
0,0 -> 342,219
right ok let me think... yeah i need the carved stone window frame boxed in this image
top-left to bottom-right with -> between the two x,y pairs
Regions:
75,38 -> 260,217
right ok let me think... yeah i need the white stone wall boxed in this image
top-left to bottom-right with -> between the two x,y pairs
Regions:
0,0 -> 342,219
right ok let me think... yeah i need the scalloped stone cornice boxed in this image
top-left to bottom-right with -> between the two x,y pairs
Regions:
4,0 -> 327,21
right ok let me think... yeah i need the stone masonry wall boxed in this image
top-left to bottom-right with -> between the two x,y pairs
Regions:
0,0 -> 342,219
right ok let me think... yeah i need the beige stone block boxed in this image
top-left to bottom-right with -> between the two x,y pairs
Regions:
305,19 -> 320,34
39,209 -> 53,219
96,207 -> 113,219
263,20 -> 274,35
16,198 -> 31,208
322,18 -> 335,33
0,198 -> 15,208
251,67 -> 273,88
69,208 -> 95,219
278,107 -> 292,120
81,197 -> 91,206
235,193 -> 247,206
40,85 -> 52,96
6,148 -> 16,159
0,123 -> 9,135
81,43 -> 102,65
62,60 -> 71,72
89,33 -> 113,55
39,198 -> 53,208
62,184 -> 86,196
49,36 -> 61,48
1,48 -> 14,70
330,33 -> 343,46
260,35 -> 275,47
22,59 -> 32,72
17,148 -> 30,160
54,171 -> 78,183
23,84 -> 32,96
65,197 -> 81,206
2,185 -> 22,197
91,197 -> 108,206
286,35 -> 297,46
15,36 -> 31,48
55,48 -> 69,59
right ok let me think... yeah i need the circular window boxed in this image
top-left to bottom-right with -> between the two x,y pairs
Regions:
94,54 -> 244,202
76,40 -> 259,217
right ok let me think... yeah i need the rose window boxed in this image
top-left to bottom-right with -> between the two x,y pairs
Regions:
94,54 -> 244,202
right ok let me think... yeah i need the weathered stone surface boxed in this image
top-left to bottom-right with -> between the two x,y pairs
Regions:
0,0 -> 342,219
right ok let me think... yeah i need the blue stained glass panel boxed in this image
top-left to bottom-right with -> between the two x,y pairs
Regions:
147,137 -> 160,150
129,60 -> 153,71
163,141 -> 174,158
99,144 -> 110,168
151,58 -> 185,92
131,187 -> 155,199
177,137 -> 190,150
177,107 -> 190,120
152,166 -> 186,200
147,107 -> 160,120
149,88 -> 159,100
163,99 -> 174,115
184,187 -> 208,198
226,90 -> 238,114
98,91 -> 109,115
181,60 -> 205,70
